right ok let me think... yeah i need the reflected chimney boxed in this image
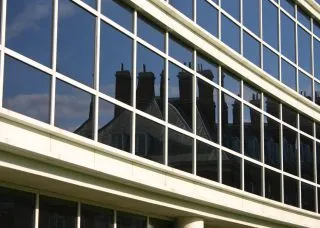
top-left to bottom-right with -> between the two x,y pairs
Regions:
178,70 -> 192,103
136,64 -> 155,109
115,64 -> 131,116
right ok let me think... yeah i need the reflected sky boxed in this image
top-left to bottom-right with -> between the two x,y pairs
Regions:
169,0 -> 193,19
281,13 -> 295,62
243,0 -> 259,36
263,0 -> 278,50
221,0 -> 240,21
169,35 -> 193,69
298,27 -> 312,73
197,0 -> 218,38
243,32 -> 260,67
281,59 -> 296,91
263,46 -> 279,79
221,15 -> 240,53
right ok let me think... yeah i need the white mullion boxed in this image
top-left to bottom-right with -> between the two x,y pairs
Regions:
240,0 -> 243,56
131,10 -> 137,155
34,193 -> 39,228
314,122 -> 318,213
114,210 -> 117,228
193,50 -> 197,175
77,202 -> 81,228
278,4 -> 282,82
261,92 -> 265,197
93,0 -> 101,141
218,65 -> 222,183
297,113 -> 302,208
280,103 -> 284,203
295,4 -> 299,94
241,80 -> 244,191
164,31 -> 169,166
218,0 -> 221,40
0,0 -> 7,107
260,0 -> 263,69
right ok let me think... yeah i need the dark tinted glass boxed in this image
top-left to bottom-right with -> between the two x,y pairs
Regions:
264,117 -> 280,168
314,39 -> 320,80
39,196 -> 77,228
244,105 -> 261,161
55,80 -> 93,139
318,142 -> 320,183
221,15 -> 240,53
300,135 -> 314,181
284,176 -> 299,207
57,0 -> 95,87
265,169 -> 281,202
301,183 -> 315,212
243,83 -> 261,108
196,79 -> 218,142
243,32 -> 260,67
98,98 -> 131,153
315,81 -> 320,106
196,140 -> 219,182
81,204 -> 113,228
299,71 -> 312,101
221,70 -> 240,96
282,104 -> 297,127
0,186 -> 35,228
222,151 -> 241,189
168,128 -> 193,173
221,0 -> 240,21
170,0 -> 193,19
138,15 -> 165,51
117,211 -> 146,228
281,13 -> 295,62
244,161 -> 262,196
168,63 -> 193,132
263,0 -> 278,50
3,56 -> 50,123
169,35 -> 193,69
100,22 -> 133,104
283,126 -> 298,175
263,46 -> 279,79
148,218 -> 174,228
197,0 -> 218,37
264,94 -> 280,118
6,0 -> 52,66
102,0 -> 133,31
300,114 -> 313,136
297,8 -> 311,30
137,44 -> 165,119
135,115 -> 165,164
298,27 -> 312,73
243,0 -> 259,35
281,0 -> 294,16
314,20 -> 320,38
317,124 -> 320,140
197,53 -> 219,84
222,93 -> 241,153
281,59 -> 296,91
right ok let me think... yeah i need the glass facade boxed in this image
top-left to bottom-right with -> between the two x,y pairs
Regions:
1,0 -> 320,215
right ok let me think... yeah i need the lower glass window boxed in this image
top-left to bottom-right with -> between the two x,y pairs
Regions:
81,204 -> 113,228
284,176 -> 299,207
117,211 -> 146,228
222,151 -> 241,190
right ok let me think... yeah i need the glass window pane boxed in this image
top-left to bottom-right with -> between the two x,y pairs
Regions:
297,7 -> 311,30
168,62 -> 193,132
138,15 -> 165,52
313,20 -> 320,38
39,196 -> 77,228
197,53 -> 219,84
314,39 -> 320,80
300,114 -> 313,136
222,93 -> 241,153
243,0 -> 259,35
244,105 -> 261,161
317,123 -> 320,140
100,22 -> 133,105
169,0 -> 193,19
298,71 -> 312,101
58,0 -> 95,87
101,0 -> 133,32
221,0 -> 240,21
55,80 -> 94,139
222,151 -> 241,189
6,0 -> 52,66
221,70 -> 240,96
281,59 -> 296,91
98,99 -> 131,153
265,169 -> 281,202
263,46 -> 279,79
117,211 -> 146,228
298,27 -> 312,73
282,104 -> 297,127
300,135 -> 314,181
196,0 -> 218,37
284,176 -> 299,207
135,115 -> 165,164
283,126 -> 298,176
196,79 -> 219,142
281,13 -> 295,62
243,83 -> 261,108
168,129 -> 193,174
244,161 -> 262,196
81,0 -> 96,8
317,142 -> 320,183
81,204 -> 113,228
315,81 -> 320,106
264,94 -> 280,118
148,218 -> 174,228
0,186 -> 35,228
137,44 -> 165,119
221,15 -> 240,53
263,0 -> 279,50
196,141 -> 219,182
3,56 -> 50,123
301,183 -> 315,212
264,116 -> 280,168
169,35 -> 193,69
243,32 -> 260,67
281,0 -> 294,17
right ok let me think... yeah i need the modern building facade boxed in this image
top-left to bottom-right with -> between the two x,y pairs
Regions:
1,0 -> 320,227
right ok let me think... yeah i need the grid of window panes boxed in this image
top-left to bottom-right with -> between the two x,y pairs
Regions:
1,0 -> 320,214
168,0 -> 320,107
0,185 -> 174,228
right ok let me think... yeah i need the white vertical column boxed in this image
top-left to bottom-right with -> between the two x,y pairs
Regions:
193,50 -> 197,175
177,217 -> 204,228
218,65 -> 222,183
241,80 -> 244,191
280,103 -> 284,203
164,31 -> 169,166
131,10 -> 137,155
34,193 -> 39,228
77,202 -> 81,228
0,0 -> 7,108
261,93 -> 265,197
114,210 -> 117,228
